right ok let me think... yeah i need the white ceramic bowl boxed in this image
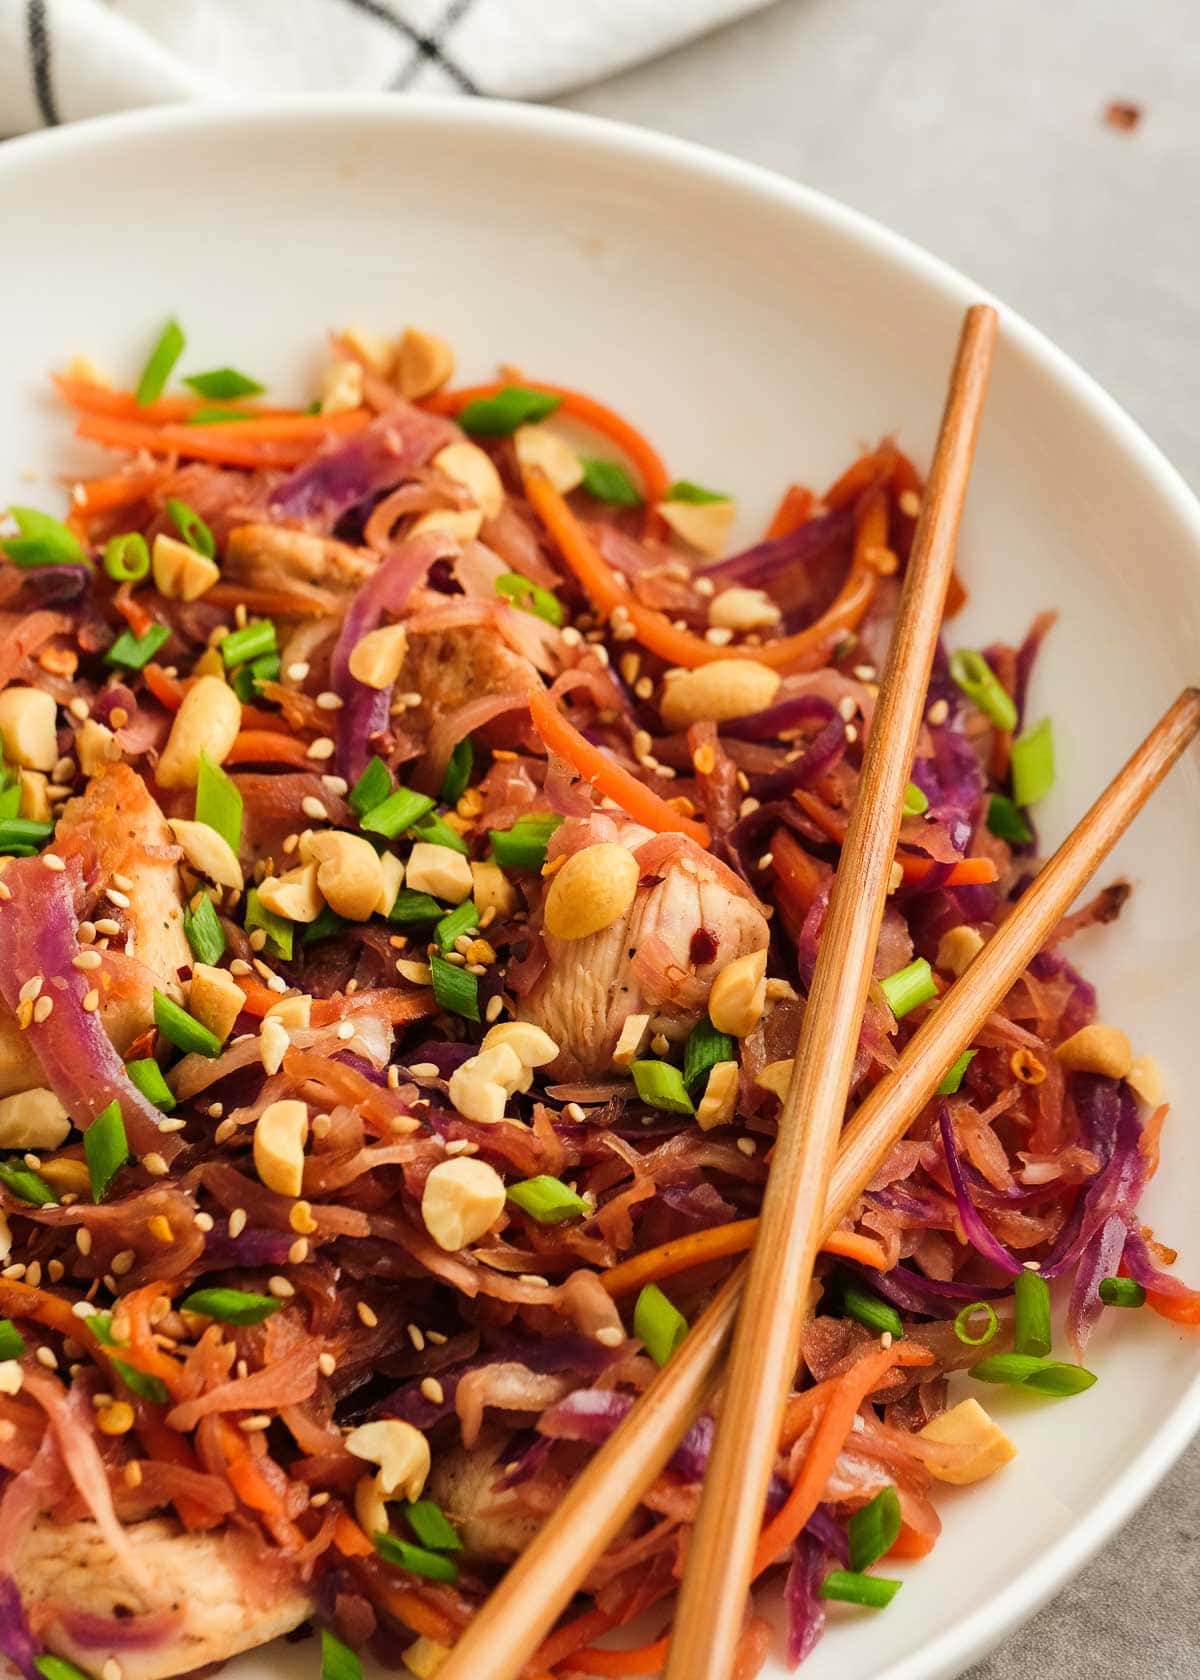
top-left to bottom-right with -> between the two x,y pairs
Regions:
1,97 -> 1198,1680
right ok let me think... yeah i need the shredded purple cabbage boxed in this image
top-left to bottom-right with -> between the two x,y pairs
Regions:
938,1103 -> 1021,1277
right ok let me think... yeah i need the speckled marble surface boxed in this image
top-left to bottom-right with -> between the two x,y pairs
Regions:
558,4 -> 1199,1673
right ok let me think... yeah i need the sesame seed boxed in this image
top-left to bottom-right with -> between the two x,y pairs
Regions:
110,1249 -> 135,1275
301,797 -> 327,820
158,1117 -> 186,1133
927,698 -> 949,726
407,1323 -> 426,1352
737,1137 -> 757,1156
286,661 -> 310,682
214,1117 -> 237,1144
310,1490 -> 331,1506
47,1259 -> 64,1283
0,883 -> 10,902
18,975 -> 44,1003
564,1102 -> 586,1123
386,1065 -> 401,1089
899,490 -> 922,518
336,1021 -> 355,1041
194,1211 -> 214,1233
307,737 -> 336,760
32,995 -> 53,1024
518,1274 -> 550,1288
228,1207 -> 247,1238
68,697 -> 90,721
426,1329 -> 448,1346
239,1414 -> 272,1432
24,1261 -> 41,1286
75,1228 -> 92,1255
247,927 -> 268,952
315,692 -> 343,711
94,917 -> 121,937
268,1276 -> 295,1299
267,974 -> 287,994
419,1377 -> 444,1405
142,1153 -> 168,1176
356,1301 -> 379,1328
758,851 -> 774,871
41,853 -> 66,873
838,695 -> 857,721
880,1331 -> 894,1351
52,755 -> 75,783
595,1325 -> 624,1348
0,1264 -> 25,1280
207,1102 -> 224,1119
71,950 -> 102,970
102,1657 -> 123,1680
71,1298 -> 97,1319
229,958 -> 252,976
321,775 -> 349,795
288,1238 -> 309,1265
35,1346 -> 58,1369
318,1352 -> 337,1376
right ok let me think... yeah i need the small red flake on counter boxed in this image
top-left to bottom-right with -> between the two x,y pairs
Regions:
1104,101 -> 1142,131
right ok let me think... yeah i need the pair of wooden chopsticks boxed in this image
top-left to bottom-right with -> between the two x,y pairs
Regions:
437,306 -> 1200,1680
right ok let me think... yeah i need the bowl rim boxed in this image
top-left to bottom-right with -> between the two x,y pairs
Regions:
2,91 -> 1198,1680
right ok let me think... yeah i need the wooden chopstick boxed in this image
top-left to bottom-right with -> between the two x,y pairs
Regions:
436,685 -> 1200,1680
662,303 -> 998,1680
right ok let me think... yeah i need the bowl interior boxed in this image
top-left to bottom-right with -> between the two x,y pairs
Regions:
1,99 -> 1198,1680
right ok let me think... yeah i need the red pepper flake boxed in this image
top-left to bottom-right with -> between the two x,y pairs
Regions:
689,926 -> 719,965
1104,101 -> 1142,132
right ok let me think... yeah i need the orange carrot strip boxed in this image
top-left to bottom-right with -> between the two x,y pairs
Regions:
71,461 -> 176,516
600,1221 -> 888,1300
334,1512 -> 374,1558
171,410 -> 369,444
887,1522 -> 939,1559
224,730 -> 316,769
528,683 -> 710,846
383,1589 -> 459,1644
822,1229 -> 890,1268
769,825 -> 827,941
76,411 -> 366,470
790,790 -> 998,887
565,1639 -> 670,1676
142,662 -> 185,711
309,988 -> 438,1027
0,1278 -> 89,1342
233,974 -> 281,1018
1144,1290 -> 1200,1326
764,483 -> 814,540
822,448 -> 898,510
1138,1103 -> 1169,1179
113,584 -> 154,639
536,1610 -> 618,1670
204,582 -> 334,619
54,375 -> 198,425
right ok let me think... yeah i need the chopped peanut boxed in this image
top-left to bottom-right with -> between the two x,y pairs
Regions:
156,677 -> 241,788
348,623 -> 409,690
755,1059 -> 793,1102
448,1043 -> 525,1124
265,993 -> 312,1031
659,660 -> 781,731
409,507 -> 484,542
76,718 -> 121,779
0,687 -> 57,771
936,925 -> 985,977
188,963 -> 246,1045
168,818 -> 244,891
421,1157 -> 507,1251
320,359 -> 364,415
543,842 -> 639,941
304,830 -> 385,922
394,328 -> 454,401
253,1099 -> 309,1198
376,851 -> 405,917
919,1398 -> 1017,1484
354,1472 -> 389,1539
708,948 -> 768,1038
340,325 -> 395,374
152,532 -> 219,602
612,1012 -> 651,1069
482,1021 -> 559,1069
513,425 -> 584,494
696,1061 -> 739,1130
470,860 -> 515,920
1127,1054 -> 1164,1106
708,587 -> 782,632
256,861 -> 323,923
658,496 -> 736,557
1055,1023 -> 1133,1079
406,842 -> 473,905
345,1418 -> 431,1501
0,1089 -> 71,1151
260,1016 -> 290,1076
404,1639 -> 451,1680
432,441 -> 504,520
17,771 -> 51,822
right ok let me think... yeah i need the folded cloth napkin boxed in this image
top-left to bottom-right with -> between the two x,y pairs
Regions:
0,0 -> 771,134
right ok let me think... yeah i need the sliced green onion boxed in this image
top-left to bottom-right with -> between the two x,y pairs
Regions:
818,1571 -> 902,1609
304,904 -> 348,943
0,1161 -> 56,1205
372,1530 -> 459,1582
411,813 -> 470,856
969,1353 -> 1097,1396
1099,1276 -> 1146,1309
220,619 -> 277,669
320,1627 -> 362,1680
0,770 -> 20,823
682,1019 -> 736,1091
2,505 -> 88,570
181,1287 -> 283,1325
136,318 -> 186,407
953,1301 -> 999,1346
630,1060 -> 695,1115
102,531 -> 150,583
195,750 -> 243,853
153,989 -> 222,1058
495,572 -> 565,627
84,1100 -> 128,1202
184,891 -> 226,965
360,786 -> 435,840
986,794 -> 1032,844
634,1282 -> 688,1366
184,367 -> 265,401
388,889 -> 445,926
165,497 -> 216,559
935,1048 -> 977,1096
187,407 -> 259,426
848,1485 -> 901,1572
89,1312 -> 120,1346
104,621 -> 170,670
458,386 -> 561,436
580,458 -> 643,506
1013,1269 -> 1052,1358
0,818 -> 53,855
489,814 -> 563,870
430,954 -> 479,1021
842,1279 -> 904,1340
349,754 -> 393,818
663,480 -> 730,505
403,1499 -> 463,1552
948,649 -> 1017,733
434,900 -> 479,954
879,957 -> 936,1020
36,1656 -> 92,1680
232,651 -> 280,702
245,887 -> 293,961
125,1058 -> 176,1113
902,781 -> 929,817
1012,717 -> 1055,807
506,1175 -> 590,1224
0,1319 -> 26,1361
111,1359 -> 169,1403
441,737 -> 473,804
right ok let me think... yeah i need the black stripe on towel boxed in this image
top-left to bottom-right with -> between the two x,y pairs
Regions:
27,0 -> 60,127
339,0 -> 481,95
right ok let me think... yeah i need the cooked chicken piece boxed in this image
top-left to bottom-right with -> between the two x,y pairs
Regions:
427,1437 -> 541,1563
224,523 -> 377,606
14,1515 -> 311,1680
0,765 -> 189,1098
520,820 -> 771,1077
398,623 -> 534,736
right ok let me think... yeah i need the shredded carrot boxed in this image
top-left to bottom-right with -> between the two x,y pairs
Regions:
133,1414 -> 222,1531
528,683 -> 710,846
1138,1103 -> 1169,1179
76,409 -> 369,470
334,1511 -> 373,1557
599,1220 -> 886,1299
204,581 -> 334,619
822,448 -> 897,510
216,1418 -> 307,1548
118,1282 -> 187,1396
309,988 -> 438,1027
70,460 -> 176,516
790,790 -> 998,887
0,1278 -> 88,1342
224,730 -> 316,769
112,583 -> 154,639
142,662 -> 185,711
536,1610 -> 618,1670
1144,1290 -> 1200,1326
233,974 -> 281,1018
887,1522 -> 938,1559
764,483 -> 814,540
566,1638 -> 670,1676
383,1588 -> 459,1644
54,375 -> 199,425
768,825 -> 827,941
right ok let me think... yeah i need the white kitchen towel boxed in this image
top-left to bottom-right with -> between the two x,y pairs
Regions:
0,0 -> 771,134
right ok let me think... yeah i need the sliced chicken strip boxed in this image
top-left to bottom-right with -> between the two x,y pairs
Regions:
224,524 -> 377,600
427,1438 -> 541,1564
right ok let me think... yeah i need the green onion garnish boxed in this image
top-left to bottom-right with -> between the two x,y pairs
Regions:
220,618 -> 277,669
682,1019 -> 736,1091
305,904 -> 348,944
506,1175 -> 590,1224
35,1656 -> 92,1680
1011,717 -> 1055,807
0,1319 -> 27,1360
360,786 -> 435,840
411,813 -> 470,856
434,900 -> 479,955
879,957 -> 936,1020
183,367 -> 265,401
88,1312 -> 120,1347
244,887 -> 293,961
111,1359 -> 169,1403
430,954 -> 479,1021
902,781 -> 929,817
372,1531 -> 459,1582
319,1628 -> 362,1680
630,1060 -> 695,1115
84,1100 -> 128,1202
848,1485 -> 901,1572
633,1282 -> 688,1366
489,814 -> 563,870
494,572 -> 565,627
441,737 -> 473,804
181,1287 -> 283,1325
663,480 -> 730,505
231,652 -> 280,703
125,1058 -> 176,1113
1013,1269 -> 1052,1358
1099,1276 -> 1146,1309
986,794 -> 1032,844
968,1353 -> 1097,1396
183,891 -> 226,965
953,1301 -> 1000,1346
153,990 -> 222,1058
349,755 -> 393,818
403,1499 -> 463,1552
0,769 -> 20,823
136,318 -> 186,407
388,889 -> 445,926
188,407 -> 259,426
818,1570 -> 902,1610
935,1048 -> 976,1096
104,622 -> 170,671
165,497 -> 216,559
0,1161 -> 56,1205
842,1278 -> 904,1340
2,505 -> 88,570
195,750 -> 243,854
948,649 -> 1017,733
458,386 -> 561,436
580,458 -> 643,507
0,818 -> 54,855
102,531 -> 150,583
